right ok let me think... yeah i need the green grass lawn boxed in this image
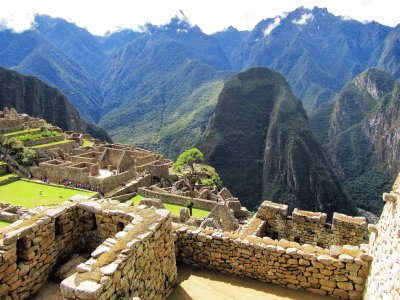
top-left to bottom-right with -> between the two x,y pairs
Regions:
3,127 -> 41,137
131,194 -> 210,218
30,139 -> 72,149
0,221 -> 10,229
0,180 -> 97,209
83,140 -> 94,147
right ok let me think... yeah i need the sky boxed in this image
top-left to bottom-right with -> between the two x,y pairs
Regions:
1,0 -> 399,35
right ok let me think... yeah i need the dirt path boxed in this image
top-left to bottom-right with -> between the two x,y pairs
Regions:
29,281 -> 62,300
168,264 -> 330,300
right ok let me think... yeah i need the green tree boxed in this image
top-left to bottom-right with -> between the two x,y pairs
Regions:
20,148 -> 37,166
173,148 -> 204,215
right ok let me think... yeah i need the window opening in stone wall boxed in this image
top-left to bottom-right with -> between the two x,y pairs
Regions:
272,231 -> 278,240
55,217 -> 62,236
117,222 -> 125,232
317,242 -> 324,247
294,236 -> 301,243
91,214 -> 98,230
16,237 -> 30,265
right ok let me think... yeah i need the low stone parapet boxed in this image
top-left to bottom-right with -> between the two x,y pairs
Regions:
255,200 -> 369,247
175,226 -> 371,299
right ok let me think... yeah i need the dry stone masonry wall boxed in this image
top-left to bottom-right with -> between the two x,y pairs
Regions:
175,226 -> 371,299
363,175 -> 400,299
254,201 -> 368,247
0,201 -> 177,299
61,203 -> 177,300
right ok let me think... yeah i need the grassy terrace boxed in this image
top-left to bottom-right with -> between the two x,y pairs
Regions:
2,127 -> 41,137
131,194 -> 210,218
0,221 -> 10,229
30,139 -> 72,149
0,180 -> 97,209
83,140 -> 94,147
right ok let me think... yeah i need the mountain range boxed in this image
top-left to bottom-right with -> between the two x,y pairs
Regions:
0,7 -> 399,214
0,8 -> 398,158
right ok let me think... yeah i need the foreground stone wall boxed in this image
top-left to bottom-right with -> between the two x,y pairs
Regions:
0,201 -> 177,300
0,205 -> 82,299
363,176 -> 400,299
175,227 -> 371,299
255,201 -> 368,247
61,204 -> 177,300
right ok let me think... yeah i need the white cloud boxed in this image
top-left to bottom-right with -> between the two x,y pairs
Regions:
292,13 -> 314,25
340,15 -> 353,21
0,0 -> 398,35
263,17 -> 281,37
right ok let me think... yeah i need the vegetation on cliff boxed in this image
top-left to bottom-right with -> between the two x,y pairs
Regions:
310,69 -> 396,214
0,67 -> 112,143
198,67 -> 354,216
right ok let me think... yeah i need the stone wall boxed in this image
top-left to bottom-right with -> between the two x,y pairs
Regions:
23,135 -> 64,147
61,203 -> 177,300
363,176 -> 400,299
254,201 -> 368,247
136,154 -> 161,167
0,119 -> 23,133
33,141 -> 76,157
35,159 -> 137,193
0,201 -> 177,300
0,204 -> 82,299
145,163 -> 170,179
139,186 -> 216,211
175,226 -> 371,299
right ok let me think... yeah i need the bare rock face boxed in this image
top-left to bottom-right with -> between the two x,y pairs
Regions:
180,208 -> 190,222
0,67 -> 86,132
311,68 -> 397,214
364,80 -> 400,177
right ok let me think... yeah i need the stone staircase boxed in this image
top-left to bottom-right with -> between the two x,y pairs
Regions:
104,177 -> 138,198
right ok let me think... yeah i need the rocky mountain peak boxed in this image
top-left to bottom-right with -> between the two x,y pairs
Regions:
353,68 -> 394,101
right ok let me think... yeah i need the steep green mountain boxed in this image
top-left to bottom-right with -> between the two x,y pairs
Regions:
99,16 -> 231,158
198,67 -> 354,216
0,29 -> 103,122
310,69 -> 396,214
0,67 -> 112,142
0,67 -> 85,131
213,7 -> 396,112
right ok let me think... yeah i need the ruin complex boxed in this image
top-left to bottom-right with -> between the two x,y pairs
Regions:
0,109 -> 399,299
